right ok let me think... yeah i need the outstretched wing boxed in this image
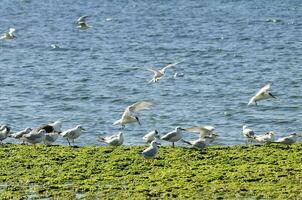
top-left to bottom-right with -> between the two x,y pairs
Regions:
255,83 -> 271,96
123,101 -> 153,116
185,126 -> 214,137
160,59 -> 185,72
77,15 -> 88,23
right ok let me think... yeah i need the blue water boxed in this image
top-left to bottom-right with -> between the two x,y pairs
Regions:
1,0 -> 302,146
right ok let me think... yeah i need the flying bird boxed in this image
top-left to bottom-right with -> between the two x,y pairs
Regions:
248,83 -> 276,106
77,15 -> 91,30
113,101 -> 153,128
147,60 -> 185,83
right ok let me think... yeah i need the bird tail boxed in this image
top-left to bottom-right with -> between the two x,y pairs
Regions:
97,136 -> 105,143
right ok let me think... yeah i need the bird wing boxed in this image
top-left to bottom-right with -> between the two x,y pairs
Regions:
160,59 -> 185,72
255,83 -> 271,96
147,68 -> 160,75
161,131 -> 176,140
185,126 -> 214,136
123,101 -> 153,116
9,28 -> 16,34
77,15 -> 88,23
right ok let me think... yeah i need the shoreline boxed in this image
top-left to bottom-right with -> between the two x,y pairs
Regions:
0,143 -> 301,199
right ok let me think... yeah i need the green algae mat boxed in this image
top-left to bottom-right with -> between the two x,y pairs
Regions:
0,143 -> 301,199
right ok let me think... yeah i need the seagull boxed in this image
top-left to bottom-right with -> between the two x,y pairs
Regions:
181,137 -> 210,150
143,130 -> 159,143
242,125 -> 255,144
9,127 -> 32,140
0,125 -> 11,143
252,131 -> 275,144
0,28 -> 16,40
20,129 -> 46,144
44,132 -> 59,146
184,126 -> 216,138
60,125 -> 85,146
113,101 -> 153,128
77,15 -> 91,30
160,126 -> 185,147
37,120 -> 62,133
147,60 -> 185,83
248,83 -> 276,106
140,140 -> 161,159
97,132 -> 124,146
270,133 -> 301,146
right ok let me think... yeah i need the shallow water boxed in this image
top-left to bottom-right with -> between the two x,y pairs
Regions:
1,0 -> 302,146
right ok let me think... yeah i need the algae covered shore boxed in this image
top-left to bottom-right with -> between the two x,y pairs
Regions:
0,144 -> 301,199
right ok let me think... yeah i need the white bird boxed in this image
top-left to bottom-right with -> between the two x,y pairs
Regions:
181,137 -> 210,150
60,125 -> 85,146
252,131 -> 275,143
143,130 -> 159,143
97,132 -> 124,146
0,28 -> 16,40
20,129 -> 46,144
242,125 -> 255,143
44,132 -> 59,146
147,60 -> 185,83
184,126 -> 216,138
9,127 -> 32,140
37,120 -> 62,133
160,126 -> 185,147
77,15 -> 91,30
50,44 -> 60,49
271,133 -> 301,145
248,83 -> 276,106
0,125 -> 11,143
113,101 -> 153,128
141,140 -> 161,159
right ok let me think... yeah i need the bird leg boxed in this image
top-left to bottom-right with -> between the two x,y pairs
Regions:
172,142 -> 175,148
66,138 -> 71,146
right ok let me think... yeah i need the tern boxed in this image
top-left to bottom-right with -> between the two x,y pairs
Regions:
248,83 -> 276,106
97,132 -> 124,146
270,133 -> 301,146
113,101 -> 153,128
37,120 -> 62,133
77,15 -> 91,30
160,126 -> 185,147
44,132 -> 59,146
184,126 -> 215,138
60,125 -> 85,146
147,60 -> 185,83
0,28 -> 16,40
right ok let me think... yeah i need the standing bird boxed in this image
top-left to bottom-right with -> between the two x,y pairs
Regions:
147,60 -> 185,83
270,133 -> 301,146
77,15 -> 91,30
160,126 -> 185,147
0,28 -> 16,40
60,125 -> 85,146
143,130 -> 159,143
242,125 -> 256,144
20,129 -> 46,144
140,140 -> 161,159
252,131 -> 275,144
181,137 -> 210,150
0,125 -> 11,143
113,101 -> 153,128
97,132 -> 124,146
248,83 -> 276,106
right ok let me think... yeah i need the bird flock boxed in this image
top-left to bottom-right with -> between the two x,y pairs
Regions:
1,16 -> 302,160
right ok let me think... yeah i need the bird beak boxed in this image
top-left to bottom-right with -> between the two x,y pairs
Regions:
81,127 -> 86,131
269,92 -> 277,99
135,116 -> 141,126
